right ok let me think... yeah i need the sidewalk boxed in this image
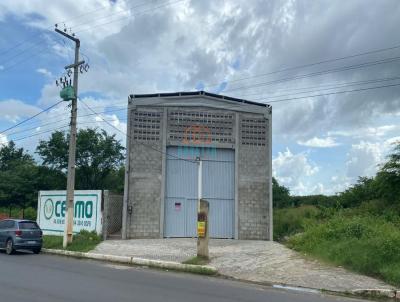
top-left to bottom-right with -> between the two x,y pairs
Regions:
93,238 -> 396,294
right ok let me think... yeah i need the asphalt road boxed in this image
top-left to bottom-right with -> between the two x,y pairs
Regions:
0,251 -> 367,302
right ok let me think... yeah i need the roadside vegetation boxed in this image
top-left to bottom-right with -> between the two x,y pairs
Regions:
182,256 -> 210,265
0,128 -> 125,219
274,142 -> 400,286
43,230 -> 102,252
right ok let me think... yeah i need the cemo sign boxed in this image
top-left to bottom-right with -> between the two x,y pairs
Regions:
37,190 -> 102,236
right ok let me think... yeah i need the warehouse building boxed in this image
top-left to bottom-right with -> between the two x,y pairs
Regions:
122,91 -> 272,240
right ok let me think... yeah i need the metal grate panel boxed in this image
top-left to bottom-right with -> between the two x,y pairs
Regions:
241,118 -> 267,146
168,110 -> 234,144
132,110 -> 162,141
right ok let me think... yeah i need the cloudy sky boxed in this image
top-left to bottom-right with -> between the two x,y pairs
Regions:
0,0 -> 399,195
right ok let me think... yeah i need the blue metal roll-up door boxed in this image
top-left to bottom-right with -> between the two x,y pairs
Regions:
164,147 -> 234,238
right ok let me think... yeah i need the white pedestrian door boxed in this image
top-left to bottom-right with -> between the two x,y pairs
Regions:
164,147 -> 234,238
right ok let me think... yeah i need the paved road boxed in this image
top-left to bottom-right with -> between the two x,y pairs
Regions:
0,251 -> 367,302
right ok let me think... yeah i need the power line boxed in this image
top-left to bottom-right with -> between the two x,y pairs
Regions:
75,0 -> 186,34
0,101 -> 64,135
205,44 -> 400,89
11,125 -> 70,142
0,0 -> 151,58
11,119 -> 128,142
0,1 -> 183,71
79,99 -> 196,163
250,76 -> 400,100
68,0 -> 162,31
81,74 -> 400,110
7,115 -> 126,137
263,82 -> 400,104
222,56 -> 400,93
0,44 -> 52,72
7,81 -> 400,142
234,75 -> 400,97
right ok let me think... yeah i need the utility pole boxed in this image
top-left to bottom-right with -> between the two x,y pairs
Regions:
197,157 -> 202,211
55,25 -> 85,248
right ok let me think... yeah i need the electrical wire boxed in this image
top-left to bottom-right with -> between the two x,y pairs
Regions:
205,44 -> 400,89
11,125 -> 70,142
0,0 -> 152,58
68,0 -> 164,31
74,0 -> 186,34
223,56 -> 400,93
0,100 -> 64,135
234,75 -> 400,97
0,0 -> 184,71
7,80 -> 400,143
262,82 -> 400,104
249,76 -> 400,100
79,99 -> 196,163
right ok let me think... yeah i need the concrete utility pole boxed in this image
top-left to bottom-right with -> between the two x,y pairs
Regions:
55,26 -> 85,248
197,157 -> 202,211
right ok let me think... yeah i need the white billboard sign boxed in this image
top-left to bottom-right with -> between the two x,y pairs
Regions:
37,190 -> 102,235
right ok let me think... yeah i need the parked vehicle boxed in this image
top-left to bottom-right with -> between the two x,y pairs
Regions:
0,219 -> 43,255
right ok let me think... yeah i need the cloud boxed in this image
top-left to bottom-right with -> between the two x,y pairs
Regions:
298,136 -> 339,148
1,0 -> 400,196
0,134 -> 7,146
329,124 -> 400,139
273,148 -> 319,195
345,136 -> 400,179
36,68 -> 52,77
0,99 -> 41,123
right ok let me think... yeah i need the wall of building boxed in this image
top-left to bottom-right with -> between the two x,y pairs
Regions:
126,95 -> 272,240
126,109 -> 163,238
237,113 -> 270,240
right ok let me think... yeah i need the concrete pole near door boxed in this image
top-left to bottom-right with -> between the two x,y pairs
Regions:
196,157 -> 209,258
197,157 -> 202,211
197,199 -> 209,258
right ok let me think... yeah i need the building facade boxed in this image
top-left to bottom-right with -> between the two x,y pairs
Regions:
122,91 -> 272,240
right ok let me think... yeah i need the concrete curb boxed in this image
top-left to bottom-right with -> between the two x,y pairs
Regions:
42,249 -> 217,275
42,249 -> 400,300
219,274 -> 400,300
351,289 -> 400,300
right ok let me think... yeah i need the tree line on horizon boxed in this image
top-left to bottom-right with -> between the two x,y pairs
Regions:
0,127 -> 399,218
0,128 -> 125,217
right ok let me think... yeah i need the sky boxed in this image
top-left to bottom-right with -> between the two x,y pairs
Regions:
0,0 -> 399,196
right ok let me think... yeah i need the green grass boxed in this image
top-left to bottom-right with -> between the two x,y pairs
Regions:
182,256 -> 210,265
273,205 -> 327,241
43,230 -> 102,252
287,214 -> 400,287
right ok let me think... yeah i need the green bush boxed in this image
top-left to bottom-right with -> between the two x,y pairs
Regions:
274,205 -> 322,241
23,207 -> 37,220
288,215 -> 400,286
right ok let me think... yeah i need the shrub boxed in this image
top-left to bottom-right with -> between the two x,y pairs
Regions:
288,215 -> 400,286
274,205 -> 321,241
23,207 -> 37,220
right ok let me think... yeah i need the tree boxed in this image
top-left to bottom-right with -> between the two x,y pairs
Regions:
0,142 -> 37,213
37,128 -> 125,191
375,142 -> 400,204
336,176 -> 379,208
273,177 -> 291,208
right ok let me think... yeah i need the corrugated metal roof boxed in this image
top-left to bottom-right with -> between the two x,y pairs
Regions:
129,91 -> 270,108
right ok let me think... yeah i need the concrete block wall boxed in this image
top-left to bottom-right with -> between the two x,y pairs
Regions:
127,108 -> 163,238
237,115 -> 270,240
126,98 -> 271,240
